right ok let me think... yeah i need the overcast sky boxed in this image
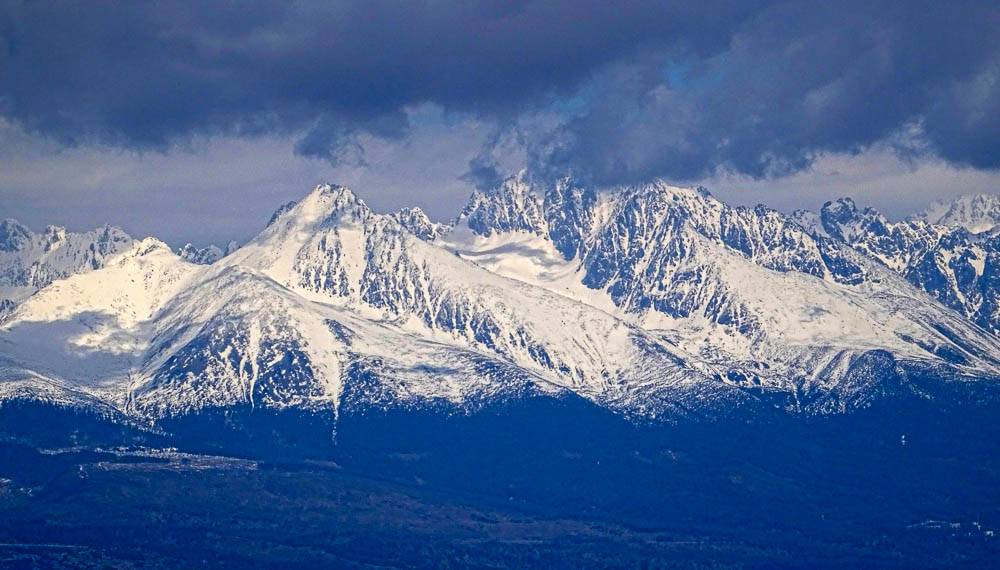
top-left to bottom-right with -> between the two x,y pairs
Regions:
1,1 -> 998,247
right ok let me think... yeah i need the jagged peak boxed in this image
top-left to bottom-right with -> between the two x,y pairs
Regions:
131,236 -> 173,256
924,192 -> 1000,211
462,171 -> 536,206
656,179 -> 709,195
608,180 -> 728,223
1,217 -> 28,230
460,172 -> 547,237
40,225 -> 67,252
820,197 -> 887,242
1,219 -> 130,251
393,206 -> 429,232
177,243 -> 224,265
309,182 -> 360,202
0,218 -> 32,252
919,192 -> 1000,234
821,196 -> 859,217
457,173 -> 726,241
307,183 -> 364,210
395,205 -> 431,220
617,179 -> 717,205
177,239 -> 239,263
822,197 -> 906,228
391,206 -> 450,241
267,183 -> 371,232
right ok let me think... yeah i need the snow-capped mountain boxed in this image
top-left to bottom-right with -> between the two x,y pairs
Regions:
0,186 -> 725,419
1,180 -> 999,423
815,197 -> 1000,336
0,219 -> 134,322
919,193 -> 1000,234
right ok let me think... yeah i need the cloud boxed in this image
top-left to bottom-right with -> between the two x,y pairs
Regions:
0,1 -> 756,160
705,145 -> 1000,219
527,1 -> 1000,185
0,0 -> 997,185
0,107 -> 489,246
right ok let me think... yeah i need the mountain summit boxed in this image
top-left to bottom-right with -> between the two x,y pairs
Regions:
919,193 -> 1000,234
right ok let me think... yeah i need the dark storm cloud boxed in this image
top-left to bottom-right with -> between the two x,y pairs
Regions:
0,1 -> 760,152
1,0 -> 997,183
533,1 -> 1000,185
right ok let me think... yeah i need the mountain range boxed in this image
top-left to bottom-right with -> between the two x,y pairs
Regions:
2,175 -> 999,424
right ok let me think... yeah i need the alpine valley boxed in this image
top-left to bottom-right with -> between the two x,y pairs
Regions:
2,176 -> 999,567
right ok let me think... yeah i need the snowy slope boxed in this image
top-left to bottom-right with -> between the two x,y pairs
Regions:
0,239 -> 199,395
